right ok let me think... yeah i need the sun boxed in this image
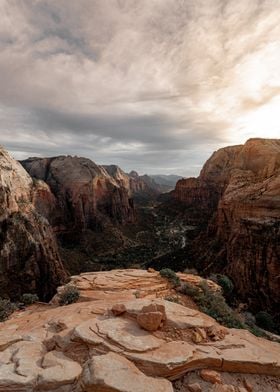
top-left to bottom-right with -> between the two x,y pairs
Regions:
232,95 -> 280,143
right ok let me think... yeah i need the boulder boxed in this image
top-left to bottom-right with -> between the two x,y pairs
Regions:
80,352 -> 173,392
112,304 -> 127,316
200,369 -> 222,384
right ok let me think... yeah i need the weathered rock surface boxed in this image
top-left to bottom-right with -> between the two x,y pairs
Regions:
172,138 -> 280,315
0,147 -> 67,300
0,269 -> 279,391
20,156 -> 135,233
80,352 -> 173,392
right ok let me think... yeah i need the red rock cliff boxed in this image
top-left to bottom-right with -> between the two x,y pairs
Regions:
21,156 -> 135,234
0,147 -> 67,300
172,138 -> 280,314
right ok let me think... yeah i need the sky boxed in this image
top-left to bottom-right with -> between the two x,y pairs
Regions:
0,0 -> 279,176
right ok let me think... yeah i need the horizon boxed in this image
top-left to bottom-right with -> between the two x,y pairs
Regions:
1,0 -> 280,175
4,135 -> 279,177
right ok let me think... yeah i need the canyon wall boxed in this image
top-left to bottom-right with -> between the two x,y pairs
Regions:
172,138 -> 280,314
21,156 -> 136,234
0,147 -> 67,300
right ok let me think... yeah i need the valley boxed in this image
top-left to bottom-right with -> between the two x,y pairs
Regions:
0,138 -> 279,333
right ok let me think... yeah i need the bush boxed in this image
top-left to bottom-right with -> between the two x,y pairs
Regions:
180,282 -> 201,298
209,274 -> 234,296
197,283 -> 243,329
255,311 -> 276,332
21,293 -> 39,305
0,299 -> 17,322
181,280 -> 244,329
160,268 -> 180,287
59,285 -> 80,306
217,275 -> 234,296
164,295 -> 180,304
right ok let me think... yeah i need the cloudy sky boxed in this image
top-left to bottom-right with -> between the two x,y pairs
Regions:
0,0 -> 279,175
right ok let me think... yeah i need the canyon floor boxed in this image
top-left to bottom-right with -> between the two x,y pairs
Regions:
59,201 -> 192,274
1,269 -> 279,392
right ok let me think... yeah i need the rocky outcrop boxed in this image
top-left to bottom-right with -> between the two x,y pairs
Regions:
172,138 -> 280,315
0,269 -> 279,391
0,147 -> 67,300
103,165 -> 165,199
21,156 -> 135,233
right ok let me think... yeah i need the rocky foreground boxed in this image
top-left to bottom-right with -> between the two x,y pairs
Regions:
0,269 -> 279,392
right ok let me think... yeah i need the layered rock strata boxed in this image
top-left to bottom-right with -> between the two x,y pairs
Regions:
21,156 -> 135,233
0,269 -> 279,391
172,138 -> 280,314
0,147 -> 67,300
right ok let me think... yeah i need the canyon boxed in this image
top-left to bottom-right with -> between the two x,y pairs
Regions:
0,139 -> 279,390
170,138 -> 280,319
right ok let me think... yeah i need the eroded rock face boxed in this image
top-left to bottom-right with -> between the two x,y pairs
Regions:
103,165 -> 164,199
20,156 -> 135,234
172,138 -> 280,315
0,147 -> 67,300
0,269 -> 279,392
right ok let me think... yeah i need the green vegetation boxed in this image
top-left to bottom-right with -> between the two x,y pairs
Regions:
180,281 -> 244,329
209,274 -> 234,296
164,295 -> 180,304
160,268 -> 180,287
59,285 -> 80,306
255,311 -> 276,333
0,298 -> 17,322
21,293 -> 39,305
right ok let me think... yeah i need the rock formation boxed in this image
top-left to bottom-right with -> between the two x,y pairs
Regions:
172,138 -> 280,315
21,156 -> 135,233
0,269 -> 279,391
0,147 -> 67,300
104,165 -> 165,199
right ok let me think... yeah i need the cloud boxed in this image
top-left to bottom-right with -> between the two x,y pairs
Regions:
0,0 -> 279,175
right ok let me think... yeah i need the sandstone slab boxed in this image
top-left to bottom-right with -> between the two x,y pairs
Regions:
80,352 -> 173,392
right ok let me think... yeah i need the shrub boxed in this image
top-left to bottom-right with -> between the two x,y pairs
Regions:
180,282 -> 201,298
160,268 -> 180,287
21,293 -> 39,305
164,295 -> 180,304
255,311 -> 276,332
209,274 -> 234,296
0,299 -> 17,322
59,285 -> 80,306
216,275 -> 234,296
181,280 -> 244,329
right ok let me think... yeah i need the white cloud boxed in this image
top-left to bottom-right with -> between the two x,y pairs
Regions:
0,0 -> 279,175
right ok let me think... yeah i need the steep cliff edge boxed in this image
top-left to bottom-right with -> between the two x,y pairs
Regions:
103,165 -> 166,199
172,138 -> 280,315
0,147 -> 67,300
0,269 -> 279,391
21,156 -> 135,233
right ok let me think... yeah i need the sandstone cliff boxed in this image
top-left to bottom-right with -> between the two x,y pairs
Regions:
103,165 -> 165,199
172,138 -> 280,315
0,147 -> 67,300
21,156 -> 135,234
0,269 -> 279,391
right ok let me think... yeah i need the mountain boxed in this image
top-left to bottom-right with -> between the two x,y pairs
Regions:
0,147 -> 67,300
171,138 -> 280,317
21,156 -> 135,233
150,174 -> 183,190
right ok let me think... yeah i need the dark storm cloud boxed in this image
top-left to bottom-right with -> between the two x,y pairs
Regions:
0,0 -> 279,174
